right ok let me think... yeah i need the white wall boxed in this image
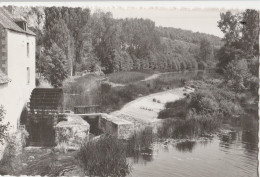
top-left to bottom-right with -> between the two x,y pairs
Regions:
0,30 -> 35,131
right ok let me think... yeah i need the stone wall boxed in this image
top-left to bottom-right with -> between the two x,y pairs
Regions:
55,115 -> 90,150
99,114 -> 134,139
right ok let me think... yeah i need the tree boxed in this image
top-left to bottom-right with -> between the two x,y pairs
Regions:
240,10 -> 259,57
198,39 -> 214,65
217,10 -> 259,73
92,11 -> 117,73
43,43 -> 68,87
223,59 -> 249,92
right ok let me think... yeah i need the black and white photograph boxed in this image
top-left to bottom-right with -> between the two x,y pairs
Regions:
0,1 -> 259,176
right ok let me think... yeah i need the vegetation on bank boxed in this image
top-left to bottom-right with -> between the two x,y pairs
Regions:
77,135 -> 131,177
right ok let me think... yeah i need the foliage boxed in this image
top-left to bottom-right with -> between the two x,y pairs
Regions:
158,99 -> 188,119
217,9 -> 259,74
77,135 -> 131,177
198,38 -> 214,67
14,6 -> 222,75
223,59 -> 249,92
0,105 -> 9,145
43,43 -> 68,87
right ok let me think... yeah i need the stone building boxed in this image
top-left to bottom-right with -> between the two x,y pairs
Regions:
0,7 -> 36,131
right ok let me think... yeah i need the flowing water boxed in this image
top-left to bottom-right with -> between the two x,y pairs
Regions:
128,108 -> 258,177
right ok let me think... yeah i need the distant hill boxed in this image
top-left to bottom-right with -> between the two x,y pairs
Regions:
157,26 -> 223,48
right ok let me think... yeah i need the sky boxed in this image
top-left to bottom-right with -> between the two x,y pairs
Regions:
95,8 -> 228,37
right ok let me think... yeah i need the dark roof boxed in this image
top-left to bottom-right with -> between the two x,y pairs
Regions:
0,70 -> 11,84
0,7 -> 35,36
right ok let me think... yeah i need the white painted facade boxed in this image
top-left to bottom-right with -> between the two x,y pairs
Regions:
0,29 -> 35,131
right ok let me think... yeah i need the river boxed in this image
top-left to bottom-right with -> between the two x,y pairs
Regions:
127,105 -> 258,177
124,70 -> 258,177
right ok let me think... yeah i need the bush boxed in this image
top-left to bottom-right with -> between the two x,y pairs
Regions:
189,90 -> 219,114
77,135 -> 131,177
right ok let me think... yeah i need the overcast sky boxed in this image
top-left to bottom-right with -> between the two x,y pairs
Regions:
96,8 -> 228,37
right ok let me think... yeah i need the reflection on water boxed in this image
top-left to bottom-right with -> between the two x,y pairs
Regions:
128,107 -> 258,177
175,141 -> 197,153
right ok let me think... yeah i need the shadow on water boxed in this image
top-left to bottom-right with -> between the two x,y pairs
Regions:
220,105 -> 258,153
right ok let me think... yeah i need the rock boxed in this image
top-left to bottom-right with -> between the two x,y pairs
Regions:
55,115 -> 90,150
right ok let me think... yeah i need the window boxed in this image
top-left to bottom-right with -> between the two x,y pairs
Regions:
27,42 -> 29,57
27,67 -> 30,84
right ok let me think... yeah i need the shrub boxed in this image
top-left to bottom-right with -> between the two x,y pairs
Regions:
158,99 -> 188,119
189,90 -> 219,114
77,135 -> 131,177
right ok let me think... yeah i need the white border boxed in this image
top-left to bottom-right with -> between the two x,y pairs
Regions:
0,1 -> 260,10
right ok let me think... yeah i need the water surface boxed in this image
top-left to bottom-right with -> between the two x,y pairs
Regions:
128,108 -> 258,177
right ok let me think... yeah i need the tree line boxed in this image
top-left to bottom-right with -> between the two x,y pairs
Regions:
11,6 -> 223,87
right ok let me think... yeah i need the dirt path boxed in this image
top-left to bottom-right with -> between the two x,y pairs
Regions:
111,87 -> 194,126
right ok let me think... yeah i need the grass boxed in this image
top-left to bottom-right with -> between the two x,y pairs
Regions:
77,134 -> 131,177
107,71 -> 152,84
